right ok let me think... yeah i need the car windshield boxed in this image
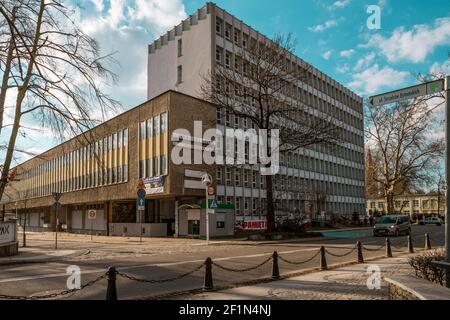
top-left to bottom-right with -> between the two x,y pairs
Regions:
379,216 -> 397,224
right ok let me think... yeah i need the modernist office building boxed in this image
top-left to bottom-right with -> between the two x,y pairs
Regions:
1,3 -> 365,236
148,2 -> 365,220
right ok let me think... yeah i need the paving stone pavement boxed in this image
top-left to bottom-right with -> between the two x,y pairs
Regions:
186,256 -> 416,300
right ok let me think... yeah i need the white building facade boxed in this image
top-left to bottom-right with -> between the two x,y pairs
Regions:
147,3 -> 365,220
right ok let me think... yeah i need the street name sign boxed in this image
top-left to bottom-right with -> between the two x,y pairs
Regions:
369,79 -> 444,107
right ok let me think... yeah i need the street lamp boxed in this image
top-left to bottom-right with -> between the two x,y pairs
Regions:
201,173 -> 212,245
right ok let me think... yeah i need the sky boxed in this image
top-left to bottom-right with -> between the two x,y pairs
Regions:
2,0 -> 450,164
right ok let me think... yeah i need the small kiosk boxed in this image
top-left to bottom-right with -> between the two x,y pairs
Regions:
177,203 -> 235,238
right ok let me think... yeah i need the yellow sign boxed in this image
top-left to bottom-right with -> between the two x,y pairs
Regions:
137,180 -> 145,190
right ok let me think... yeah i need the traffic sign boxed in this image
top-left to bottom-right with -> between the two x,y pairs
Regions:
137,198 -> 145,211
87,209 -> 97,220
209,199 -> 219,209
208,186 -> 215,196
137,188 -> 146,199
137,180 -> 145,190
369,79 -> 444,107
52,192 -> 62,202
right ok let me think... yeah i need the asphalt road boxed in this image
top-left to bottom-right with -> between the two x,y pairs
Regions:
0,225 -> 445,300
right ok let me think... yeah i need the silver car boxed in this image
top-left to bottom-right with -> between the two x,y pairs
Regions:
373,215 -> 411,237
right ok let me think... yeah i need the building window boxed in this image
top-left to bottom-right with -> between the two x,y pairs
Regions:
413,200 -> 419,208
243,34 -> 248,48
177,39 -> 182,57
378,202 -> 384,209
215,46 -> 223,64
234,29 -> 240,45
177,65 -> 183,84
215,18 -> 223,35
225,23 -> 231,40
225,51 -> 231,69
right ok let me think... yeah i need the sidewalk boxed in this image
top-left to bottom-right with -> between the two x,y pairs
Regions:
185,256 -> 415,300
0,247 -> 89,266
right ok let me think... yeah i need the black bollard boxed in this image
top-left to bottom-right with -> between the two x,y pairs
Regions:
106,267 -> 118,300
272,252 -> 280,280
203,257 -> 214,291
386,238 -> 393,258
408,236 -> 414,253
357,242 -> 364,263
425,234 -> 432,250
320,246 -> 327,270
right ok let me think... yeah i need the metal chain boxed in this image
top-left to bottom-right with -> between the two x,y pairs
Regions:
0,273 -> 107,300
278,249 -> 321,265
213,256 -> 273,273
391,238 -> 408,250
325,246 -> 357,258
117,263 -> 204,284
362,244 -> 386,252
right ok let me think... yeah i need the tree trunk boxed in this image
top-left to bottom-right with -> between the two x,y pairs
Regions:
385,191 -> 394,215
265,174 -> 275,232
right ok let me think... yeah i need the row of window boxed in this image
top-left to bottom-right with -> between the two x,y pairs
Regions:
19,129 -> 129,200
217,167 -> 364,198
216,111 -> 363,171
370,199 -> 442,210
138,113 -> 169,179
215,17 -> 361,113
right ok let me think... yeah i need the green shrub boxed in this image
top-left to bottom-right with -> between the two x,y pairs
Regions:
408,249 -> 446,286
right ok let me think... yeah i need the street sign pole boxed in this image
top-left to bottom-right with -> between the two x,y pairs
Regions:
445,76 -> 450,285
91,220 -> 93,241
54,204 -> 58,250
206,186 -> 209,246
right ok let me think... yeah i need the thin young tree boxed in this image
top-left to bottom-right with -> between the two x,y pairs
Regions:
0,0 -> 120,201
201,34 -> 341,232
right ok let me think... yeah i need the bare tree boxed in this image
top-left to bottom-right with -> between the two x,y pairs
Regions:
0,0 -> 120,201
201,34 -> 341,231
366,87 -> 445,214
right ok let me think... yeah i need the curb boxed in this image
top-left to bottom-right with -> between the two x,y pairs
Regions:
0,249 -> 90,266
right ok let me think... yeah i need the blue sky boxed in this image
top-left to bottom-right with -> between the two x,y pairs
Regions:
2,0 -> 450,164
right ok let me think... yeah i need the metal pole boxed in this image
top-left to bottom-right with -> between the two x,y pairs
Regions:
140,210 -> 143,243
206,186 -> 209,245
55,205 -> 58,250
445,76 -> 450,269
91,220 -> 93,241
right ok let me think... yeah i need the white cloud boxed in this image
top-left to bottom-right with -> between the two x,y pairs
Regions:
340,49 -> 355,58
322,50 -> 333,60
366,17 -> 450,63
90,0 -> 104,12
336,63 -> 350,74
430,60 -> 450,75
349,64 -> 409,95
74,0 -> 187,110
308,20 -> 337,32
332,0 -> 351,8
354,52 -> 376,71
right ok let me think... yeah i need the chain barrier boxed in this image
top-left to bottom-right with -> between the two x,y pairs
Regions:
391,238 -> 408,250
362,243 -> 386,252
278,249 -> 321,265
213,256 -> 273,273
0,273 -> 107,300
325,246 -> 357,258
117,263 -> 205,284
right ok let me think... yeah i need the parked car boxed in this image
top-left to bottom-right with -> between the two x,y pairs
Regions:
373,215 -> 411,237
423,217 -> 443,226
